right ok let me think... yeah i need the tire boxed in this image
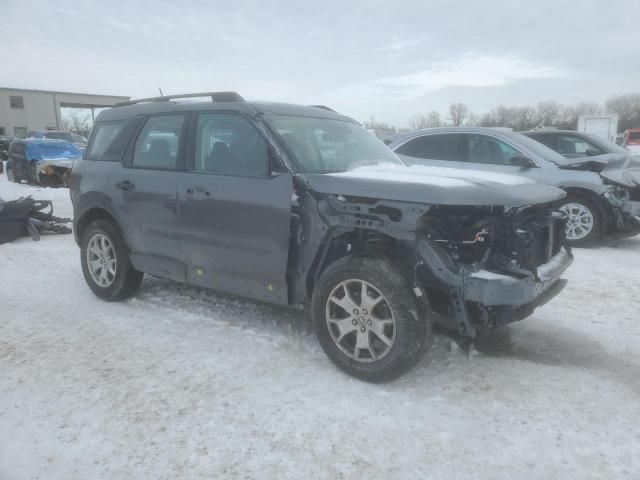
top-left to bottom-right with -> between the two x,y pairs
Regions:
29,164 -> 40,185
6,165 -> 18,183
558,194 -> 603,247
80,219 -> 143,301
311,257 -> 431,382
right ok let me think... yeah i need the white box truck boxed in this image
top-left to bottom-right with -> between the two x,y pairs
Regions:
577,114 -> 619,143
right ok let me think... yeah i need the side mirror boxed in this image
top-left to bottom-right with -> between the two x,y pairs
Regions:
585,148 -> 601,156
510,155 -> 536,169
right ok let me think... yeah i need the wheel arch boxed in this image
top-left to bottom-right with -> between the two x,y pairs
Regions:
75,207 -> 120,245
305,229 -> 416,301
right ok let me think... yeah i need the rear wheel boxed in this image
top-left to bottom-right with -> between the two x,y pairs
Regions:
558,194 -> 603,247
312,257 -> 431,382
80,219 -> 143,301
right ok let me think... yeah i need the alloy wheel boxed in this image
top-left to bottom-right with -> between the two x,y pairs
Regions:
560,202 -> 594,240
325,279 -> 396,362
86,233 -> 117,287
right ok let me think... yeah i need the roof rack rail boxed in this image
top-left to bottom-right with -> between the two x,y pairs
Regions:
310,105 -> 337,113
114,91 -> 245,107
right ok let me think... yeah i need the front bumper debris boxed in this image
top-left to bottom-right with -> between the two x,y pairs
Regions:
416,239 -> 573,337
603,187 -> 640,234
463,247 -> 573,306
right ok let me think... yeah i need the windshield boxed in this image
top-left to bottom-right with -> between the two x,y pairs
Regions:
512,132 -> 569,164
265,115 -> 403,173
45,132 -> 73,142
70,134 -> 88,144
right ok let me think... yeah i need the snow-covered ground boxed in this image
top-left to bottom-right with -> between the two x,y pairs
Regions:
1,172 -> 639,480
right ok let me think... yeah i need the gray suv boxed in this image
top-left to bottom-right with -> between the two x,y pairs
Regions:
71,93 -> 573,381
386,127 -> 640,247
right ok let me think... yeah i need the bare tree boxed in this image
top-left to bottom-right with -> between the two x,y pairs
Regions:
535,100 -> 561,126
465,112 -> 479,127
481,105 -> 512,127
513,106 -> 536,131
364,115 -> 397,140
409,111 -> 442,129
606,93 -> 640,131
409,113 -> 429,130
449,103 -> 468,127
62,110 -> 91,137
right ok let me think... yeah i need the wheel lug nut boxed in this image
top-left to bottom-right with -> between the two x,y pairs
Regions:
362,309 -> 368,314
367,320 -> 372,326
352,319 -> 358,325
353,309 -> 359,314
360,326 -> 366,332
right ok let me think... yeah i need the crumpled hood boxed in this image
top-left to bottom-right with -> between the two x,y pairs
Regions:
598,155 -> 640,187
553,154 -> 640,188
299,163 -> 566,206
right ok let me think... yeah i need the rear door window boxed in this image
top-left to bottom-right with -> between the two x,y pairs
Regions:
467,134 -> 523,166
132,115 -> 185,170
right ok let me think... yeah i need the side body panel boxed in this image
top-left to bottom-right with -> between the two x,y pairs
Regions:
177,171 -> 293,305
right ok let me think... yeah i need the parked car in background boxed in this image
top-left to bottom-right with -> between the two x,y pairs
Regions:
6,138 -> 82,186
386,127 -> 640,247
70,92 -> 573,382
29,130 -> 88,150
623,128 -> 640,156
0,135 -> 13,168
522,129 -> 633,159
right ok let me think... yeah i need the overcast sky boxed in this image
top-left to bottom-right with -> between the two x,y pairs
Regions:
2,0 -> 639,126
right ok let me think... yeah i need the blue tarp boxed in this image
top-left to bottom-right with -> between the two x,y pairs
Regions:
25,140 -> 82,162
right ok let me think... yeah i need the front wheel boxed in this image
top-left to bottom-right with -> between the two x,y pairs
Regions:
311,257 -> 431,382
6,165 -> 19,183
558,195 -> 603,247
80,219 -> 143,301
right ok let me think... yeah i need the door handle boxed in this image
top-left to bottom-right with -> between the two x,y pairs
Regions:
186,187 -> 211,200
114,180 -> 135,191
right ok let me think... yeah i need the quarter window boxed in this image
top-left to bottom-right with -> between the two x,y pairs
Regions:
194,113 -> 269,177
86,120 -> 127,160
395,134 -> 461,161
467,134 -> 522,166
133,115 -> 185,170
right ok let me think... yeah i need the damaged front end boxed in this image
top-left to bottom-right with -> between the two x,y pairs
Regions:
294,167 -> 573,338
560,154 -> 640,237
414,204 -> 572,336
35,159 -> 74,187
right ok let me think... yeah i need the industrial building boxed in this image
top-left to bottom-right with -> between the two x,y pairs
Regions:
0,87 -> 129,137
